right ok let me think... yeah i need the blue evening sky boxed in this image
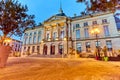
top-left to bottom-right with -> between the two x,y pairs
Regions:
13,0 -> 86,40
18,0 -> 86,24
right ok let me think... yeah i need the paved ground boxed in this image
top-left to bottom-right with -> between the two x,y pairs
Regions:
0,57 -> 120,80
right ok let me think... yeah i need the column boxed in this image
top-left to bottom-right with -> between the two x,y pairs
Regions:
44,27 -> 46,40
50,26 -> 53,41
90,40 -> 95,53
55,44 -> 59,55
64,22 -> 67,37
21,46 -> 25,56
64,41 -> 67,54
36,31 -> 38,43
56,23 -> 59,40
34,46 -> 38,54
82,41 -> 86,52
47,44 -> 51,55
40,43 -> 44,55
68,21 -> 71,39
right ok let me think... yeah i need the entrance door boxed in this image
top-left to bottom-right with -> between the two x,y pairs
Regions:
86,42 -> 90,52
43,44 -> 47,55
50,45 -> 55,55
37,46 -> 40,54
76,43 -> 82,53
59,45 -> 63,55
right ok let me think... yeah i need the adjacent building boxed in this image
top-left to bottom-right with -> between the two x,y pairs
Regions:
1,38 -> 22,56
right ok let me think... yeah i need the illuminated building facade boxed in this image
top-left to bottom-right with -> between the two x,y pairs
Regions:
21,10 -> 120,56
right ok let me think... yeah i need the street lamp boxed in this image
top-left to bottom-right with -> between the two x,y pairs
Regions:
90,27 -> 100,58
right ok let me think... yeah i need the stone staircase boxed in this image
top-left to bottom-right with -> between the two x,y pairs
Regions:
28,54 -> 62,58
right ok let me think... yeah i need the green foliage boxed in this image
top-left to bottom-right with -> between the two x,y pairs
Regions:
0,0 -> 35,42
77,0 -> 119,13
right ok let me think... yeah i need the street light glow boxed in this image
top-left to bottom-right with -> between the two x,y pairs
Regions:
4,39 -> 11,43
90,27 -> 100,35
64,37 -> 67,41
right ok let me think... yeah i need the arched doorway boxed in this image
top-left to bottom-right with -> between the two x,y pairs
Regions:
43,44 -> 47,55
58,43 -> 63,55
50,44 -> 55,55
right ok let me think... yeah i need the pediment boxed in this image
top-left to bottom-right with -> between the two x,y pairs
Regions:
45,15 -> 66,22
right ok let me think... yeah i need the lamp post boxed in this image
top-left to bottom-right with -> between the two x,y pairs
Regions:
66,18 -> 69,55
90,27 -> 100,58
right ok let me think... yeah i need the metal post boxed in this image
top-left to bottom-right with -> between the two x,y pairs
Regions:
66,20 -> 69,55
96,34 -> 100,58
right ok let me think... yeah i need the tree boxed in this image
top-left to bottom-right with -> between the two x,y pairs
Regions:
77,0 -> 120,13
0,0 -> 35,44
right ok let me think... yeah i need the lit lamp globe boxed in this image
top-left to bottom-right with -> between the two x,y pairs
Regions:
41,40 -> 44,43
4,39 -> 11,43
64,37 -> 67,41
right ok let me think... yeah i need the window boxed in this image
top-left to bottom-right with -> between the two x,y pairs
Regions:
95,41 -> 100,47
38,36 -> 41,43
103,25 -> 110,36
83,22 -> 88,27
38,31 -> 41,42
84,28 -> 89,38
92,21 -> 97,25
33,36 -> 36,44
106,40 -> 112,51
76,43 -> 82,53
102,19 -> 107,24
29,37 -> 32,44
53,32 -> 57,40
25,33 -> 28,36
76,29 -> 80,39
47,33 -> 49,40
76,24 -> 80,28
34,32 -> 36,35
60,31 -> 64,39
38,31 -> 41,35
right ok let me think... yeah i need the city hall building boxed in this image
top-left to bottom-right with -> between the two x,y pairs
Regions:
21,8 -> 120,56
